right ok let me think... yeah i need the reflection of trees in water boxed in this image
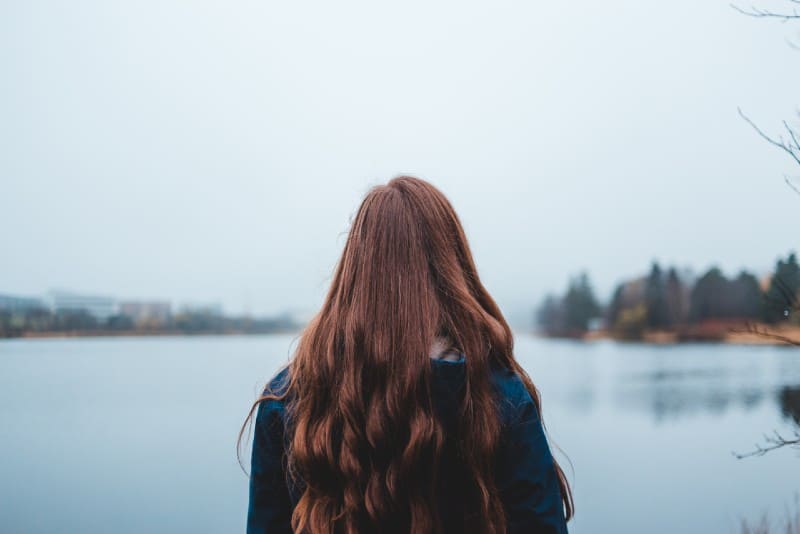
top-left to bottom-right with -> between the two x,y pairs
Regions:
619,385 -> 767,422
732,385 -> 800,458
617,382 -> 800,423
779,386 -> 800,426
614,366 -> 780,421
618,367 -> 784,421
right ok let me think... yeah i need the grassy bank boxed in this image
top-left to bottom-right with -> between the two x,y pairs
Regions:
555,320 -> 800,346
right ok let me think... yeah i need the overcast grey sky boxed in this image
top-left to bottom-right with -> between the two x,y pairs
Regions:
2,0 -> 799,325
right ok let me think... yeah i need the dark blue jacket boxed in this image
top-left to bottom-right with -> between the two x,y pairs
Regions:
247,358 -> 568,533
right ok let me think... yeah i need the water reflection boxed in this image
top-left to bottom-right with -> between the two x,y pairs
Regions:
0,336 -> 795,534
616,385 -> 769,421
779,385 -> 800,425
596,346 -> 800,424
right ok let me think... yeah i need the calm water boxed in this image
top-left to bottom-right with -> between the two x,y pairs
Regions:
1,335 -> 798,533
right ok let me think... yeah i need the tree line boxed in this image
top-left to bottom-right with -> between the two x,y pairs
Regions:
536,252 -> 800,340
0,307 -> 299,338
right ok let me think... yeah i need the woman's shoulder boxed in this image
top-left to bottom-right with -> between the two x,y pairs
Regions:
264,365 -> 291,397
489,364 -> 539,425
255,365 -> 292,425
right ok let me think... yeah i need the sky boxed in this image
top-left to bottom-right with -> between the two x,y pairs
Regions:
2,0 -> 799,326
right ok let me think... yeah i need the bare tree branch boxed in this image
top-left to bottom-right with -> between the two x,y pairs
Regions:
730,321 -> 800,345
738,108 -> 800,166
785,119 -> 800,150
732,0 -> 800,466
733,429 -> 800,458
734,3 -> 800,185
731,2 -> 800,20
734,1 -> 800,58
786,175 -> 800,195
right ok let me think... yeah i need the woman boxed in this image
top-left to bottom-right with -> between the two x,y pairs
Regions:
240,176 -> 573,533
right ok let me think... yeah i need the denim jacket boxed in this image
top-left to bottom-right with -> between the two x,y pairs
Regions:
247,358 -> 569,533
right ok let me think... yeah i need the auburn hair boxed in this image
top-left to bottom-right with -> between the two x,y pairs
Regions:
239,176 -> 573,533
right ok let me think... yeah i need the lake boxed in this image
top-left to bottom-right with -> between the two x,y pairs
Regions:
1,334 -> 798,533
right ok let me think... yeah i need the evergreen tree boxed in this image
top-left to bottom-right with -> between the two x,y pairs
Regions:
729,272 -> 763,320
644,262 -> 670,328
536,294 -> 565,335
689,267 -> 728,322
664,267 -> 689,326
606,283 -> 626,329
563,272 -> 601,332
763,252 -> 800,323
690,267 -> 764,321
537,272 -> 601,336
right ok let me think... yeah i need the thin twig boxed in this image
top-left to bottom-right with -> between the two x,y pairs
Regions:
731,3 -> 800,20
786,175 -> 800,195
733,429 -> 800,458
729,321 -> 800,345
738,108 -> 800,166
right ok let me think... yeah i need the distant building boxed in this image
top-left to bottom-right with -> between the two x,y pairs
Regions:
178,302 -> 224,316
119,300 -> 172,326
0,294 -> 47,313
46,290 -> 118,321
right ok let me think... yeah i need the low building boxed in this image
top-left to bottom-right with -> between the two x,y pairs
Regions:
46,290 -> 118,321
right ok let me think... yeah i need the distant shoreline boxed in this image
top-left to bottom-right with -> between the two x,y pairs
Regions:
5,323 -> 799,345
2,327 -> 302,340
536,321 -> 800,346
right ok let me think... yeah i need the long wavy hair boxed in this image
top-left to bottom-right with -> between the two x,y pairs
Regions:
239,176 -> 573,533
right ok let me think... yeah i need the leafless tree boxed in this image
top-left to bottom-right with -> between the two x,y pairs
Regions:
738,107 -> 800,196
735,0 -> 800,344
732,1 -> 800,461
734,1 -> 800,195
